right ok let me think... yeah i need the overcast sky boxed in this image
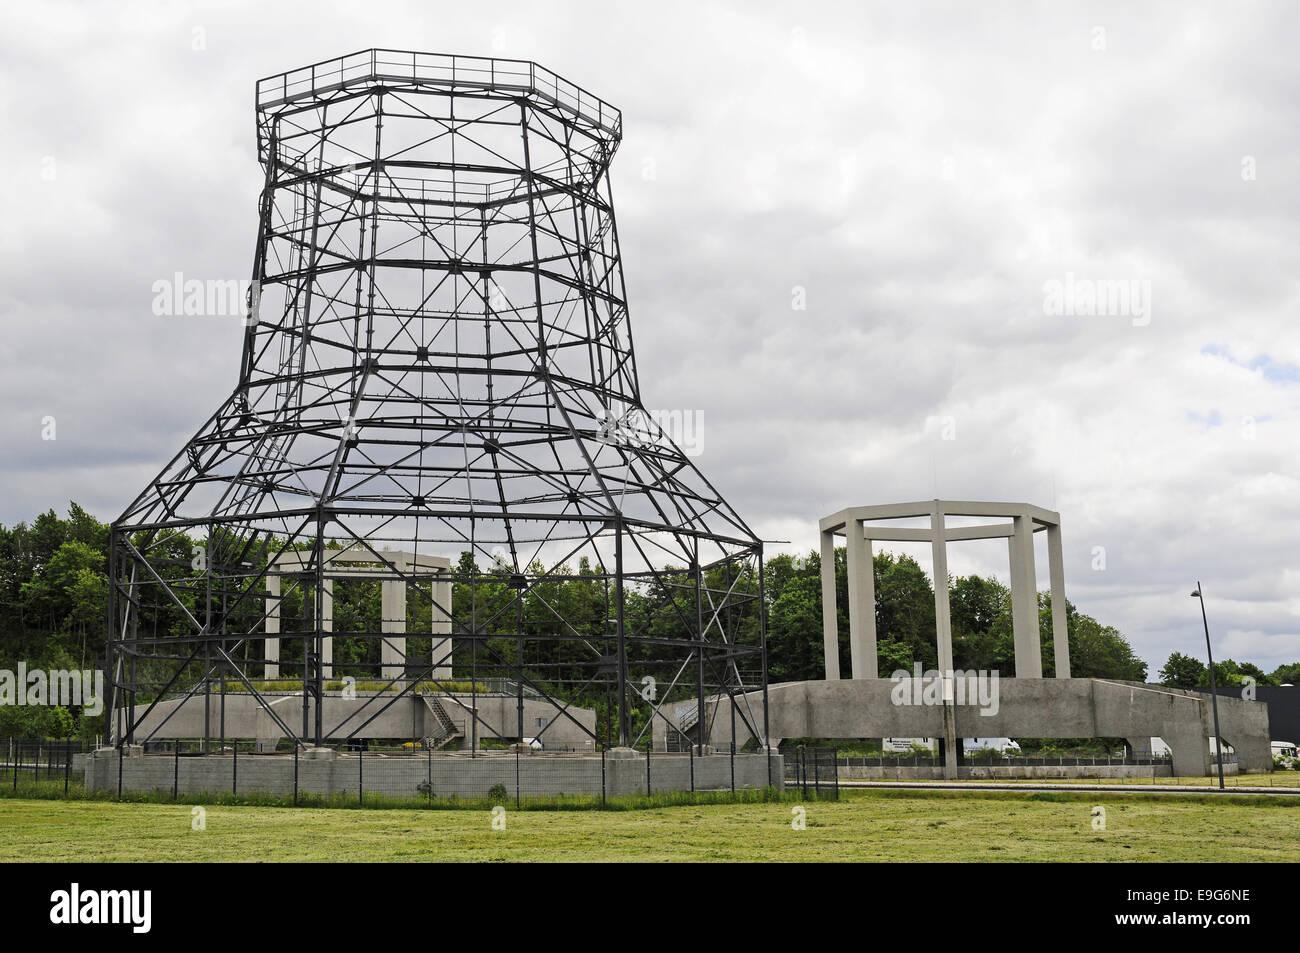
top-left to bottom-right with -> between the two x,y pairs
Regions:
2,1 -> 1297,674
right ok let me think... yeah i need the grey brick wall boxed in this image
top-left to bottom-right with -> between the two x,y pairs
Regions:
85,750 -> 784,800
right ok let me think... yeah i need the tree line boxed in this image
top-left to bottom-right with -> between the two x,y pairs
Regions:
1,503 -> 1294,741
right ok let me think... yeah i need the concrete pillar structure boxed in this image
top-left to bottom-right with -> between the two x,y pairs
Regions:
818,501 -> 1070,684
263,547 -> 454,685
380,575 -> 406,680
1008,513 -> 1042,678
844,520 -> 878,679
1046,523 -> 1070,678
819,528 -> 840,680
430,576 -> 453,679
320,578 -> 333,679
930,505 -> 954,674
1126,736 -> 1153,759
940,696 -> 958,780
265,574 -> 281,679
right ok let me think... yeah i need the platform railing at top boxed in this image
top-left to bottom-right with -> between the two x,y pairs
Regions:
256,49 -> 620,139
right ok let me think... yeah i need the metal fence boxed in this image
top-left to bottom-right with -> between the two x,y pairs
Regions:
785,746 -> 839,800
5,739 -> 86,795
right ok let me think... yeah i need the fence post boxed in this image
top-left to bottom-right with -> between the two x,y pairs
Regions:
689,741 -> 694,793
233,740 -> 238,797
600,746 -> 606,807
293,744 -> 299,806
117,744 -> 123,800
427,742 -> 432,806
173,744 -> 179,801
728,696 -> 738,790
358,747 -> 363,807
64,744 -> 71,796
515,743 -> 521,810
12,741 -> 17,792
645,737 -> 651,798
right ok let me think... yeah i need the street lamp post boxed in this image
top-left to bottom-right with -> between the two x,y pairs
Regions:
1191,582 -> 1226,791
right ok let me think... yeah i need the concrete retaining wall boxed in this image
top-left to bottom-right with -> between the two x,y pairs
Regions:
84,750 -> 782,800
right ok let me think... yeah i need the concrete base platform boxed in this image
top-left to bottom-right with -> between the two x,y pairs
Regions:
122,690 -> 597,750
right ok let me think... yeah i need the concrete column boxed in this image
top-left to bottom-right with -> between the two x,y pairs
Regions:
930,506 -> 954,675
321,578 -> 333,679
1046,523 -> 1071,678
380,578 -> 407,679
845,521 -> 878,679
431,575 -> 453,679
941,699 -> 958,780
1008,514 -> 1042,678
1126,736 -> 1153,759
1167,727 -> 1214,778
820,529 -> 840,680
265,574 -> 280,679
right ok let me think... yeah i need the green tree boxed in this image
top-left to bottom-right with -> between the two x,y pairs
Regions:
1066,612 -> 1147,681
1158,651 -> 1204,688
767,573 -> 822,682
1270,662 -> 1300,685
1231,660 -> 1272,686
951,575 -> 1011,671
873,552 -> 937,670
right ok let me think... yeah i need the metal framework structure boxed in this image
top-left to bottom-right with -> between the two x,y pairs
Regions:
108,50 -> 769,753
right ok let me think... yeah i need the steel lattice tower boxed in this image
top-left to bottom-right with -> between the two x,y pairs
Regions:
109,50 -> 768,753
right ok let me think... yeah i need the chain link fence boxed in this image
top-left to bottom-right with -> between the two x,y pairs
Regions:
784,746 -> 839,800
5,739 -> 86,796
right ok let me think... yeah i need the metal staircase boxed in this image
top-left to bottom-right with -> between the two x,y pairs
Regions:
422,696 -> 462,750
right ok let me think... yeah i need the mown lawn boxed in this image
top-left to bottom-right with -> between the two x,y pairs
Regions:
0,789 -> 1295,862
855,774 -> 1300,788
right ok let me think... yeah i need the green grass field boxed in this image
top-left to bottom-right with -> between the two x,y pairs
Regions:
1,789 -> 1296,862
846,773 -> 1300,788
